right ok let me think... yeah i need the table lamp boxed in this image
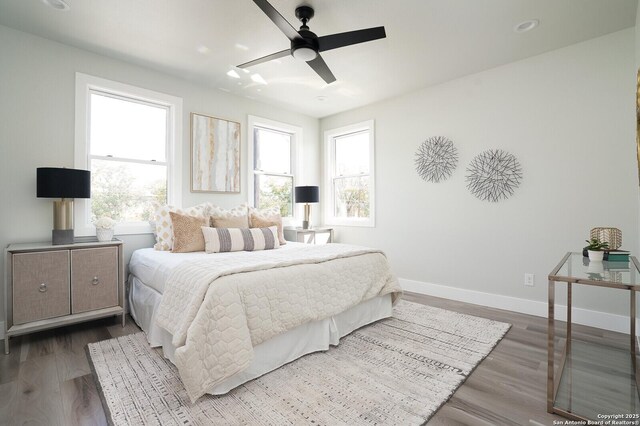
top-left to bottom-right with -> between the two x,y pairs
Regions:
294,185 -> 319,230
37,167 -> 91,245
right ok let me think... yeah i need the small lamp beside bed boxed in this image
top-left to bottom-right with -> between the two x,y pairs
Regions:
294,185 -> 319,229
37,167 -> 91,245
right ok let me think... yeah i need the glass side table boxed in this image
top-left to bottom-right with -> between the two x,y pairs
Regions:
548,252 -> 640,421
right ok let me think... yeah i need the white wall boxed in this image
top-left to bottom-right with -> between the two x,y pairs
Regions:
321,29 -> 639,316
0,25 -> 319,321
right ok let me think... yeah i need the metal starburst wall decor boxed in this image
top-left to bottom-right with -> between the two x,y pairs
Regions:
415,136 -> 459,183
465,149 -> 523,202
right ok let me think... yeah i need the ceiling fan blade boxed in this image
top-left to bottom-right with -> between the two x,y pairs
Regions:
237,49 -> 290,69
253,0 -> 301,41
318,26 -> 386,52
307,54 -> 336,84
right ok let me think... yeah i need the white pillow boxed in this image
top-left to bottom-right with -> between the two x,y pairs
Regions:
202,226 -> 280,253
152,203 -> 208,251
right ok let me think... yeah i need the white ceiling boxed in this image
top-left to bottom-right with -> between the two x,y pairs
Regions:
0,0 -> 637,117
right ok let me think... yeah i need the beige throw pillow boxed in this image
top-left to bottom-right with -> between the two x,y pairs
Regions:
211,215 -> 249,228
169,212 -> 208,253
250,213 -> 286,245
152,203 -> 208,251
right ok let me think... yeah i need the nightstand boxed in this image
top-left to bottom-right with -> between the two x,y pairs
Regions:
4,237 -> 125,354
283,227 -> 333,244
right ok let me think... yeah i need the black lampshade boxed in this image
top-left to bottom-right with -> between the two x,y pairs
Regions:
295,186 -> 319,203
37,167 -> 91,199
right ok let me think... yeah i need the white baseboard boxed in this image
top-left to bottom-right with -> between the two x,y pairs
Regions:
400,278 -> 636,334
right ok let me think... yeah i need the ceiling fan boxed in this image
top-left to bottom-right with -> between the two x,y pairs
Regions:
238,0 -> 387,84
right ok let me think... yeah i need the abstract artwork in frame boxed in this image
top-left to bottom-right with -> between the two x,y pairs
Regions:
191,113 -> 241,193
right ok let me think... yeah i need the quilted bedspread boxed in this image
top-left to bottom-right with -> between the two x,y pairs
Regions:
155,243 -> 401,402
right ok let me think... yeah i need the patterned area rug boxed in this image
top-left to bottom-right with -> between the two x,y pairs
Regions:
88,300 -> 510,425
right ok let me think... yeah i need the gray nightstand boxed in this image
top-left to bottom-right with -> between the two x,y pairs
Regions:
4,237 -> 125,354
284,227 -> 333,244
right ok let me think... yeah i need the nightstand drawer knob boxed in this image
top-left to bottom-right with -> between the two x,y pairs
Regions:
38,283 -> 47,293
91,276 -> 100,285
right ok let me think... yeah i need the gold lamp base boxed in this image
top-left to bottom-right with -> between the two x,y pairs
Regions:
302,203 -> 311,229
52,199 -> 74,245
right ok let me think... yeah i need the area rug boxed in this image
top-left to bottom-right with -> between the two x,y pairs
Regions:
88,300 -> 510,425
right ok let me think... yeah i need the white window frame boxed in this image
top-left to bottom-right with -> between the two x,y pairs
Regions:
247,115 -> 302,226
324,120 -> 375,227
74,72 -> 183,236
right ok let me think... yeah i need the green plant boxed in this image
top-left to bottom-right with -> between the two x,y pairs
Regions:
585,238 -> 609,251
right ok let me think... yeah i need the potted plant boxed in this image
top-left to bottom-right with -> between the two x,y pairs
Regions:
585,237 -> 609,261
95,217 -> 116,242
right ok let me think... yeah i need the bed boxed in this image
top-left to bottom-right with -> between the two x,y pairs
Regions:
128,242 -> 401,402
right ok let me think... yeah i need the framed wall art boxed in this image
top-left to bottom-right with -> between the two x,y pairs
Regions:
191,112 -> 241,193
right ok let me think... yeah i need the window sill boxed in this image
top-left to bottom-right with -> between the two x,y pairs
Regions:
75,223 -> 154,237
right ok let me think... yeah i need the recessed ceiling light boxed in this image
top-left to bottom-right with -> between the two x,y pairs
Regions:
42,0 -> 70,10
226,69 -> 240,78
196,45 -> 210,54
514,19 -> 539,33
251,74 -> 267,85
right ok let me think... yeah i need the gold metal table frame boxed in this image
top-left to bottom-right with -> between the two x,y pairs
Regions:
548,252 -> 640,421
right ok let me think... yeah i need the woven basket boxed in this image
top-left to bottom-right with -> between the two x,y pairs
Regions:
590,227 -> 622,250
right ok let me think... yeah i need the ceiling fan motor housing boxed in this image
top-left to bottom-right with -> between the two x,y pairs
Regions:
291,29 -> 319,59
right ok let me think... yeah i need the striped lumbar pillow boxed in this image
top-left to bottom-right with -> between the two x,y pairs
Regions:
201,226 -> 280,254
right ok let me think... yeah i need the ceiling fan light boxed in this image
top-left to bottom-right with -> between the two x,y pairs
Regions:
293,47 -> 317,62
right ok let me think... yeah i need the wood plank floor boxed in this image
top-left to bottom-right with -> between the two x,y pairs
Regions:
0,292 -> 629,425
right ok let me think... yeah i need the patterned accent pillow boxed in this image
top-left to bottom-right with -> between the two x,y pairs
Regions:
250,214 -> 286,245
169,212 -> 208,253
201,226 -> 280,254
208,203 -> 248,217
152,203 -> 208,251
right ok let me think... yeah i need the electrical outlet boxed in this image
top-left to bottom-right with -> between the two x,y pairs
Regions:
524,273 -> 535,287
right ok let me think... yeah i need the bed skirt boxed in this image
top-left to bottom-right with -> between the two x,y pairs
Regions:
128,275 -> 393,395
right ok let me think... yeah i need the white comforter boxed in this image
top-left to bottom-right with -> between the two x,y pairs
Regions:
155,243 -> 401,402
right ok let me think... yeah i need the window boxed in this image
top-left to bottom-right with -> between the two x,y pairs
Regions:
324,120 -> 375,227
248,116 -> 301,220
75,73 -> 182,235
